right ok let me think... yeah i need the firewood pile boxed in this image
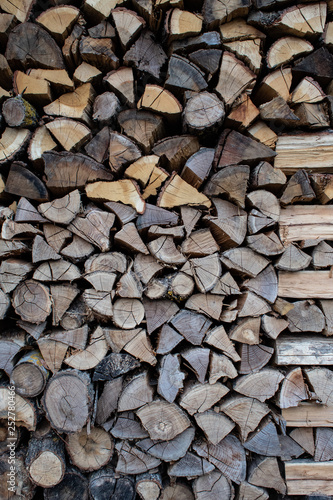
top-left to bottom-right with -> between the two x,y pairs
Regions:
1,0 -> 333,498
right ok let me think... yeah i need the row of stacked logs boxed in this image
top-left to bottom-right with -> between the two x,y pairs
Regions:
1,0 -> 333,498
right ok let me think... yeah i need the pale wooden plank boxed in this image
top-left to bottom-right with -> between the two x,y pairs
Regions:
279,205 -> 333,244
278,271 -> 333,299
275,335 -> 333,365
285,460 -> 333,495
282,403 -> 333,427
275,132 -> 333,175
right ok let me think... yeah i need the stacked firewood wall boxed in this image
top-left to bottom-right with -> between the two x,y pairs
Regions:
1,0 -> 333,498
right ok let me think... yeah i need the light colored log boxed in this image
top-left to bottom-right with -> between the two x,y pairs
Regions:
276,335 -> 333,365
285,460 -> 333,495
278,271 -> 333,299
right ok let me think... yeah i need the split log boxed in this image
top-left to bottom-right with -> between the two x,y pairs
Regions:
112,8 -> 145,49
137,400 -> 190,441
109,131 -> 142,173
44,83 -> 95,125
36,6 -> 80,44
124,30 -> 167,79
166,55 -> 207,92
247,457 -> 286,494
79,37 -> 119,73
278,271 -> 333,299
279,205 -> 333,244
225,93 -> 259,130
204,165 -> 250,209
215,51 -> 255,107
157,173 -> 211,209
0,387 -> 37,431
276,244 -> 311,272
205,198 -> 247,249
86,180 -> 145,213
68,208 -> 115,252
282,403 -> 333,427
110,410 -> 148,439
194,411 -> 235,445
278,367 -> 309,409
267,37 -> 313,69
205,324 -> 240,362
104,67 -> 135,107
153,135 -> 200,173
220,395 -> 269,441
234,368 -> 284,402
171,310 -> 212,345
203,0 -> 250,28
179,381 -> 229,415
290,428 -> 314,455
5,162 -> 48,202
138,85 -> 182,121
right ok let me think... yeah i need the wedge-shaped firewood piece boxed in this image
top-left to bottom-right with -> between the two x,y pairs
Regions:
118,372 -> 154,411
137,401 -> 190,441
203,0 -> 251,28
248,457 -> 286,494
148,235 -> 186,265
36,5 -> 80,43
0,290 -> 10,322
5,161 -> 48,202
46,119 -> 91,152
181,148 -> 214,191
261,314 -> 288,340
113,298 -> 145,329
28,126 -> 57,165
293,46 -> 332,86
2,220 -> 42,240
315,428 -> 333,461
205,198 -> 247,249
165,8 -> 202,41
239,344 -> 274,375
278,367 -> 309,409
112,7 -> 145,49
116,441 -> 161,475
109,131 -> 141,173
38,338 -> 68,374
86,180 -> 145,213
168,451 -> 214,478
244,421 -> 280,457
171,310 -> 212,345
44,151 -> 113,196
137,203 -> 178,231
238,482 -> 268,500
244,264 -> 278,304
290,428 -> 314,455
32,235 -> 60,263
166,55 -> 207,92
190,253 -> 221,293
64,326 -> 108,370
246,232 -> 284,257
210,352 -> 237,382
254,67 -> 292,104
215,129 -> 275,168
110,410 -> 148,439
42,370 -> 91,433
185,293 -> 223,320
105,201 -> 137,225
125,155 -> 168,199
0,239 -> 28,259
44,83 -> 94,125
229,317 -> 260,345
104,67 -> 135,107
234,368 -> 284,402
195,411 -> 235,445
181,348 -> 209,384
118,109 -> 165,154
226,93 -> 259,130
205,325 -> 240,362
93,353 -> 140,381
251,161 -> 286,192
13,72 -> 51,106
12,280 -> 51,324
156,324 -> 183,354
117,270 -> 143,298
67,426 -> 113,472
158,354 -> 185,403
275,132 -> 333,175
49,325 -> 88,350
83,0 -> 121,22
223,38 -> 262,74
267,37 -> 313,69
122,328 -> 156,365
220,396 -> 270,441
193,435 -> 246,484
280,169 -> 315,205
39,190 -> 80,225
73,61 -> 102,86
124,30 -> 167,79
79,36 -> 119,73
28,68 -> 74,92
153,135 -> 200,173
59,206 -> 114,252
180,381 -> 229,415
216,52 -> 255,107
0,387 -> 36,431
104,327 -> 141,352
6,22 -> 65,70
61,235 -> 94,262
286,299 -> 325,332
304,368 -> 333,406
34,259 -> 81,282
247,120 -> 277,148
0,0 -> 34,22
143,298 -> 179,335
148,225 -> 185,241
276,244 -> 311,271
291,76 -> 325,105
137,427 -> 194,464
294,102 -> 329,128
44,224 -> 71,253
114,222 -> 149,255
138,84 -> 182,119
221,247 -> 269,277
204,165 -> 250,209
15,198 -> 46,224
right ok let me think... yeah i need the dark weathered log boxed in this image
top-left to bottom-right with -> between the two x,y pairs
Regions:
26,433 -> 66,488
